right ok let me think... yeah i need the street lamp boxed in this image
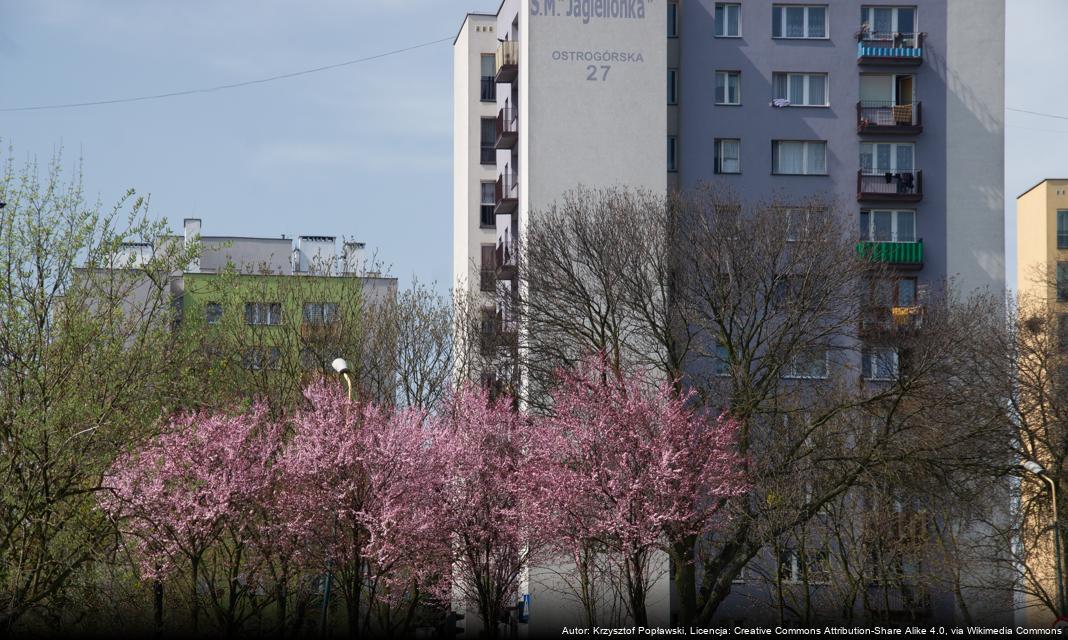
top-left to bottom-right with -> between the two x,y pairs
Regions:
1021,460 -> 1066,615
331,357 -> 355,401
320,357 -> 355,637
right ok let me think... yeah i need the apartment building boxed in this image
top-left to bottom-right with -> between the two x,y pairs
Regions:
453,0 -> 1006,630
1015,179 -> 1068,627
102,219 -> 395,374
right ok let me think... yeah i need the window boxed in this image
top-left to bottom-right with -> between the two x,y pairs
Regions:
205,302 -> 222,325
1059,314 -> 1068,352
714,343 -> 730,377
243,347 -> 282,371
860,209 -> 916,242
860,142 -> 914,173
667,136 -> 678,173
668,1 -> 679,37
667,68 -> 679,105
869,277 -> 917,308
772,73 -> 828,107
862,347 -> 899,381
773,141 -> 827,175
861,6 -> 916,38
714,3 -> 741,37
480,55 -> 496,101
302,302 -> 338,326
480,245 -> 496,293
779,548 -> 829,583
245,302 -> 282,326
716,71 -> 741,105
1059,262 -> 1068,302
1058,210 -> 1068,250
480,182 -> 496,227
480,118 -> 495,165
784,207 -> 824,241
773,5 -> 827,39
715,139 -> 741,174
782,348 -> 829,379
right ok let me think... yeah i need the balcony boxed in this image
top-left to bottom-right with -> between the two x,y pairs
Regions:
495,309 -> 518,346
857,32 -> 924,66
860,305 -> 924,338
495,172 -> 518,215
857,101 -> 922,135
495,107 -> 518,149
856,240 -> 924,270
495,235 -> 516,281
857,170 -> 922,203
495,40 -> 519,83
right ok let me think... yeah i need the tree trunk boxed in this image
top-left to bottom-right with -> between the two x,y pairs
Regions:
626,551 -> 648,627
153,578 -> 164,635
190,556 -> 200,634
671,540 -> 697,626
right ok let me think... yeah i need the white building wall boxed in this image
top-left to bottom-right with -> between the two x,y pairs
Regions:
453,14 -> 500,296
945,0 -> 1006,297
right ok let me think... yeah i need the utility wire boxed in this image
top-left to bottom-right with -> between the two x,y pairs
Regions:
1007,107 -> 1068,121
0,36 -> 451,112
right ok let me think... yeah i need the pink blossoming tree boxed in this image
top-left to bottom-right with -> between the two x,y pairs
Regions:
528,354 -> 747,627
101,403 -> 283,634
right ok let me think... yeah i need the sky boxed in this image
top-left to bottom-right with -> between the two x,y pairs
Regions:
0,0 -> 1063,292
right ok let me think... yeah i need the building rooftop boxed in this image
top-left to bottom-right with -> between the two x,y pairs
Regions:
1018,178 -> 1068,200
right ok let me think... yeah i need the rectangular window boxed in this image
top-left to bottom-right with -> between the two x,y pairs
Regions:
773,141 -> 827,175
245,302 -> 282,326
782,348 -> 829,379
862,347 -> 899,381
667,1 -> 679,37
480,118 -> 495,165
859,209 -> 916,242
860,142 -> 914,173
861,6 -> 917,38
1059,314 -> 1068,352
714,3 -> 741,37
715,139 -> 741,174
667,68 -> 679,105
772,73 -> 828,107
205,302 -> 222,325
480,181 -> 496,227
480,55 -> 496,102
667,136 -> 678,173
481,245 -> 496,293
784,207 -> 824,241
302,302 -> 338,326
1058,210 -> 1068,250
773,5 -> 828,39
714,343 -> 730,377
870,277 -> 918,308
1059,262 -> 1068,302
244,347 -> 282,371
716,71 -> 741,105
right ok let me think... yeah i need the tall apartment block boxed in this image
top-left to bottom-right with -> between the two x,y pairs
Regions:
453,0 -> 1006,629
1015,179 -> 1068,627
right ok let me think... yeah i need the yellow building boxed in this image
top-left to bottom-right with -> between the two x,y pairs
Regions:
1017,179 -> 1068,307
1015,179 -> 1068,627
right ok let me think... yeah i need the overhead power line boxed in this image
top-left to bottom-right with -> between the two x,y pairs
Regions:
1007,107 -> 1068,121
0,36 -> 451,113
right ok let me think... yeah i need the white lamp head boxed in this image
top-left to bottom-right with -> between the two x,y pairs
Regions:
331,358 -> 351,375
1022,460 -> 1046,477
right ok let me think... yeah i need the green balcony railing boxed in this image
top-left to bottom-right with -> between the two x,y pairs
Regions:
856,240 -> 923,266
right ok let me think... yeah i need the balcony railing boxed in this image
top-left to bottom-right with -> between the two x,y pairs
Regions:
857,170 -> 923,203
495,107 -> 518,149
857,32 -> 924,65
495,172 -> 519,215
495,41 -> 519,83
856,240 -> 924,269
480,76 -> 496,102
857,101 -> 922,134
495,235 -> 517,280
861,305 -> 924,338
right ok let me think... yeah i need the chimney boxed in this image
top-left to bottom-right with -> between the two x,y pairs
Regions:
342,241 -> 366,276
184,218 -> 202,273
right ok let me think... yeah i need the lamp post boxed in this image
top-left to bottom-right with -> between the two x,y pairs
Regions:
319,358 -> 354,637
1021,460 -> 1066,615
